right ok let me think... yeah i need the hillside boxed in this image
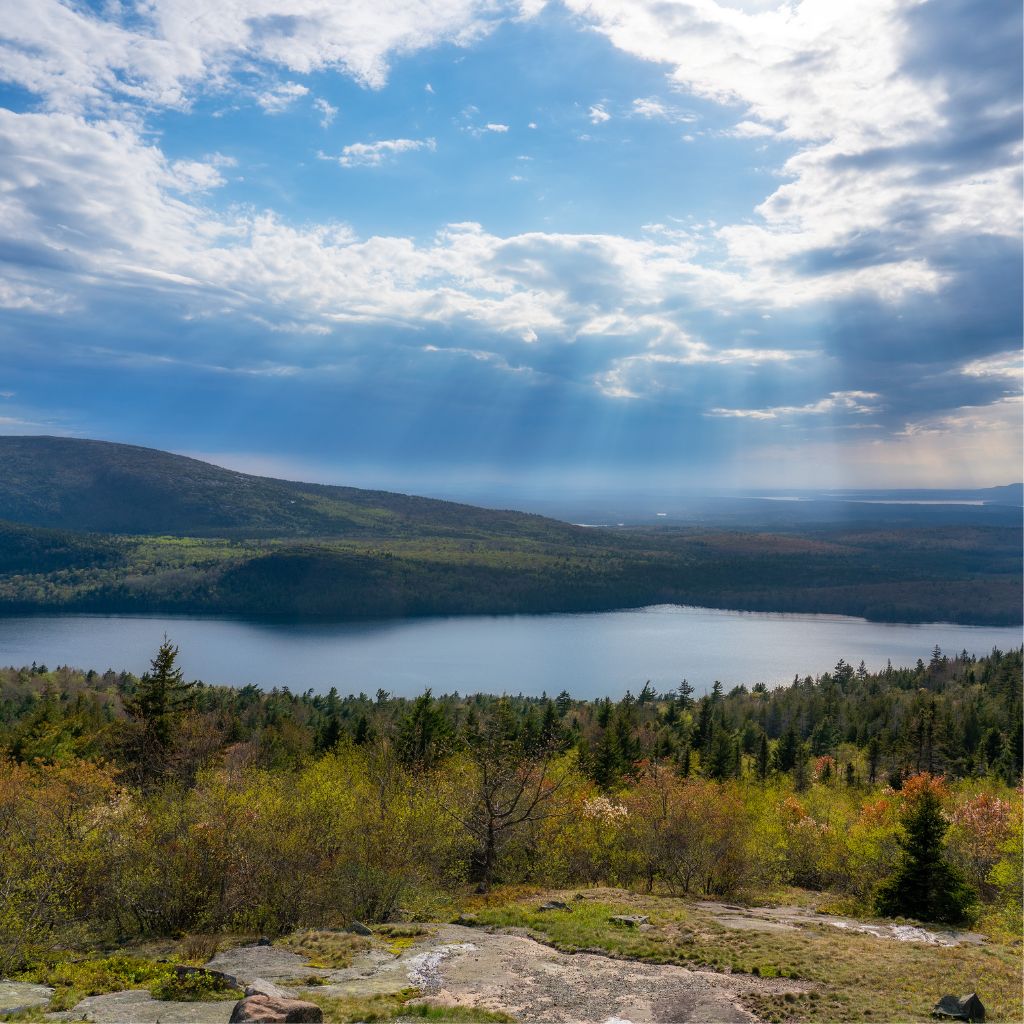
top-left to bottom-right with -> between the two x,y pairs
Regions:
0,436 -> 576,541
0,437 -> 1019,625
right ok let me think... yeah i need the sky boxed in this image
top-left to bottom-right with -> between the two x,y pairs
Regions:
0,0 -> 1021,496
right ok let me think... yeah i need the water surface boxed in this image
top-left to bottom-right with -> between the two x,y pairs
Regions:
0,607 -> 1019,698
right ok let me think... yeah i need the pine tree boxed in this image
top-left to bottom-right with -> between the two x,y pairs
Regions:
755,732 -> 770,781
126,637 -> 193,781
677,678 -> 695,710
875,789 -> 975,923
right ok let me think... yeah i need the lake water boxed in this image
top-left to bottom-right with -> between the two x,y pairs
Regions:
0,607 -> 1019,698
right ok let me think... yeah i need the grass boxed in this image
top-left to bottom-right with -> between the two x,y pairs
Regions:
7,953 -> 242,1017
306,988 -> 513,1023
279,929 -> 372,969
11,954 -> 171,1012
471,891 -> 1024,1023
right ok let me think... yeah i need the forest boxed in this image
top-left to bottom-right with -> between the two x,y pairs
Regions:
2,641 -> 1021,983
0,437 -> 1020,626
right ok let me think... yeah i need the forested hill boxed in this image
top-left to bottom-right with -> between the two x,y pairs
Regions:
0,436 -> 577,540
0,437 -> 1020,625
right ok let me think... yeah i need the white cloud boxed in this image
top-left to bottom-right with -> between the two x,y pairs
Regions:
256,81 -> 309,114
484,122 -> 509,133
327,137 -> 436,168
313,97 -> 337,127
961,351 -> 1023,384
707,391 -> 881,419
588,104 -> 611,124
564,0 -> 1022,305
0,0 -> 521,112
724,119 -> 775,138
630,97 -> 696,123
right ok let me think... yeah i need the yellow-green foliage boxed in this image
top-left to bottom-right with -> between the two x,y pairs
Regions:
14,955 -> 171,1012
2,747 -> 1020,979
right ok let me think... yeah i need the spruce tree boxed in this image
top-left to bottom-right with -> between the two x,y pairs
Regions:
127,637 -> 192,781
755,732 -> 770,781
875,789 -> 975,923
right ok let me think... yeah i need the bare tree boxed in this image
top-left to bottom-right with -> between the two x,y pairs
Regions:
445,699 -> 570,892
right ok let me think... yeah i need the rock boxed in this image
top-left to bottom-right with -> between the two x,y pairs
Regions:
572,893 -> 586,901
229,994 -> 323,1023
0,981 -> 53,1015
346,921 -> 373,936
933,993 -> 985,1022
172,965 -> 240,989
538,900 -> 571,912
47,989 -> 233,1023
256,937 -> 272,947
454,913 -> 479,926
245,979 -> 293,1001
609,914 -> 649,928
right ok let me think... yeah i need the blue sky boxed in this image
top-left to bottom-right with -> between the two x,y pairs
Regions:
0,0 -> 1020,495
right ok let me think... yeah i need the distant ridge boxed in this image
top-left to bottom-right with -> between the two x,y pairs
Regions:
0,436 -> 1019,626
0,436 -> 576,540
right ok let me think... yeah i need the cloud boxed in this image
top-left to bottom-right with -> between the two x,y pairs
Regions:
0,0 -> 524,112
313,97 -> 337,127
565,0 -> 1022,318
484,123 -> 509,133
724,119 -> 775,138
588,104 -> 610,124
961,351 -> 1023,384
630,97 -> 696,123
707,391 -> 881,420
256,81 -> 309,113
326,137 -> 436,168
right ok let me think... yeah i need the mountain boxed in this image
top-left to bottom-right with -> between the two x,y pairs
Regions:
0,436 -> 576,541
0,436 -> 1019,625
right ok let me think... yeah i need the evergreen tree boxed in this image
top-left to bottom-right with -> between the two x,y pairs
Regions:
126,638 -> 193,781
677,678 -> 695,710
705,725 -> 734,781
755,732 -> 770,781
875,789 -> 975,923
397,689 -> 452,768
867,734 -> 882,784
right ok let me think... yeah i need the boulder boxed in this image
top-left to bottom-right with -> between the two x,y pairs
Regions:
538,900 -> 571,912
171,964 -> 239,989
454,913 -> 479,926
346,921 -> 373,936
229,994 -> 323,1023
933,993 -> 985,1022
256,937 -> 273,947
609,914 -> 649,928
245,979 -> 293,1000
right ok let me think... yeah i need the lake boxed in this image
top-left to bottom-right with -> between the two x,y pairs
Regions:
0,606 -> 1019,698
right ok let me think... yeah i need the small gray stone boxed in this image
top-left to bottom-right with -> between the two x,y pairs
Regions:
454,913 -> 479,926
346,921 -> 373,937
609,914 -> 649,928
538,900 -> 571,912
